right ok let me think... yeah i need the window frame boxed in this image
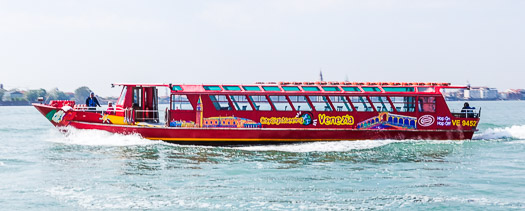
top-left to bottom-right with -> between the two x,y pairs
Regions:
209,95 -> 233,111
348,96 -> 374,112
171,94 -> 194,110
268,95 -> 293,111
249,95 -> 273,111
329,95 -> 353,112
308,95 -> 333,112
288,95 -> 313,111
229,95 -> 254,111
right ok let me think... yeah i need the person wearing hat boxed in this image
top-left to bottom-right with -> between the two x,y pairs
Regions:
85,92 -> 101,111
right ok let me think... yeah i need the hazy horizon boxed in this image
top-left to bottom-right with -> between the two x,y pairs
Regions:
1,0 -> 524,96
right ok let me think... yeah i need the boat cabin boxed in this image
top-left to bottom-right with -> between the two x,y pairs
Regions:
112,82 -> 479,130
113,84 -> 161,123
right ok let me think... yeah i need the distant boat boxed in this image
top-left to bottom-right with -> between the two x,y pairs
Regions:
33,81 -> 481,144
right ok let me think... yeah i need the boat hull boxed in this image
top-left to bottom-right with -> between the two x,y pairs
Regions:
68,120 -> 475,143
34,103 -> 477,144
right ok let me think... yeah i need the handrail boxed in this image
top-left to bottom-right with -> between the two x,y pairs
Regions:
451,107 -> 481,118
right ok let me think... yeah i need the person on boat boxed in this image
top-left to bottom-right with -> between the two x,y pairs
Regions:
85,92 -> 101,111
105,102 -> 115,115
461,102 -> 475,117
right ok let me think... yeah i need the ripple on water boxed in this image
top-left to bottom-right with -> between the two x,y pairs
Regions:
231,140 -> 400,152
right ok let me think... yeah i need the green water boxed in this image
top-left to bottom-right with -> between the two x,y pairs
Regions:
1,101 -> 524,210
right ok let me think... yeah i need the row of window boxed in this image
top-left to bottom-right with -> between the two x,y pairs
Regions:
172,85 -> 435,93
172,95 -> 437,113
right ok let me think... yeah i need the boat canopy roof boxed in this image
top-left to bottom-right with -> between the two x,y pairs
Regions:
112,83 -> 170,88
164,81 -> 468,94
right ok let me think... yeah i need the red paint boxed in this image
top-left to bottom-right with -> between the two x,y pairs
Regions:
33,82 -> 480,143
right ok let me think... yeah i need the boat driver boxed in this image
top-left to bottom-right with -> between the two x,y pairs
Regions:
461,102 -> 475,118
85,92 -> 101,111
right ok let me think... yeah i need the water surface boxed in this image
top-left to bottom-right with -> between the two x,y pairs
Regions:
1,101 -> 525,210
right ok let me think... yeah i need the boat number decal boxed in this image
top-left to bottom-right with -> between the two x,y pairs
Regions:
418,115 -> 435,127
318,114 -> 354,126
452,120 -> 477,127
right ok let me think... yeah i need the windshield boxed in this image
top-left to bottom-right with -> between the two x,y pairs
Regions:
117,86 -> 127,106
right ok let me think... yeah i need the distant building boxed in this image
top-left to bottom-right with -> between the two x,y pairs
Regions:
0,84 -> 4,90
2,91 -> 24,102
464,87 -> 499,100
503,89 -> 525,100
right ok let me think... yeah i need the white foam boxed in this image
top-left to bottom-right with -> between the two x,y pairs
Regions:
473,125 -> 525,140
45,127 -> 157,146
234,140 -> 400,152
0,161 -> 4,166
46,186 -> 173,209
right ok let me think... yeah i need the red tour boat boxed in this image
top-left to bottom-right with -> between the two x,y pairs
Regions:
33,82 -> 481,144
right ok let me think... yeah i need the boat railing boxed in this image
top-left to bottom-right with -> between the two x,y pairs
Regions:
122,108 -> 159,124
133,109 -> 160,123
72,104 -> 125,114
451,108 -> 481,118
71,105 -> 159,123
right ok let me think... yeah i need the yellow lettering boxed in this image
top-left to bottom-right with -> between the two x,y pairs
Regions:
459,120 -> 478,127
318,114 -> 354,126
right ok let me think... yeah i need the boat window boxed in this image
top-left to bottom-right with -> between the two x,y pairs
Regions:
203,86 -> 222,91
229,95 -> 253,111
309,96 -> 332,111
282,86 -> 300,91
133,87 -> 142,107
348,96 -> 374,112
390,96 -> 416,112
322,86 -> 340,92
209,95 -> 233,110
369,96 -> 394,112
269,95 -> 292,111
383,87 -> 414,92
329,96 -> 352,112
117,86 -> 127,106
418,87 -> 435,92
361,87 -> 381,92
289,96 -> 312,111
243,86 -> 261,91
418,96 -> 436,112
171,95 -> 194,110
342,87 -> 361,92
171,85 -> 183,91
302,86 -> 320,91
262,86 -> 281,91
249,95 -> 272,111
223,86 -> 242,91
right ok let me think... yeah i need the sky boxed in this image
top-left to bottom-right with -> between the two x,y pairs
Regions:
1,0 -> 524,96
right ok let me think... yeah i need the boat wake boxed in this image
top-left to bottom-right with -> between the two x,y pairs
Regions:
44,127 -> 156,146
473,125 -> 525,140
233,140 -> 401,152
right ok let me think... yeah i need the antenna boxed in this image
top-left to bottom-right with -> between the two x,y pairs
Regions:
319,69 -> 324,81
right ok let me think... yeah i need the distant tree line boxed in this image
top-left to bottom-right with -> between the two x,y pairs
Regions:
0,86 -> 115,106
